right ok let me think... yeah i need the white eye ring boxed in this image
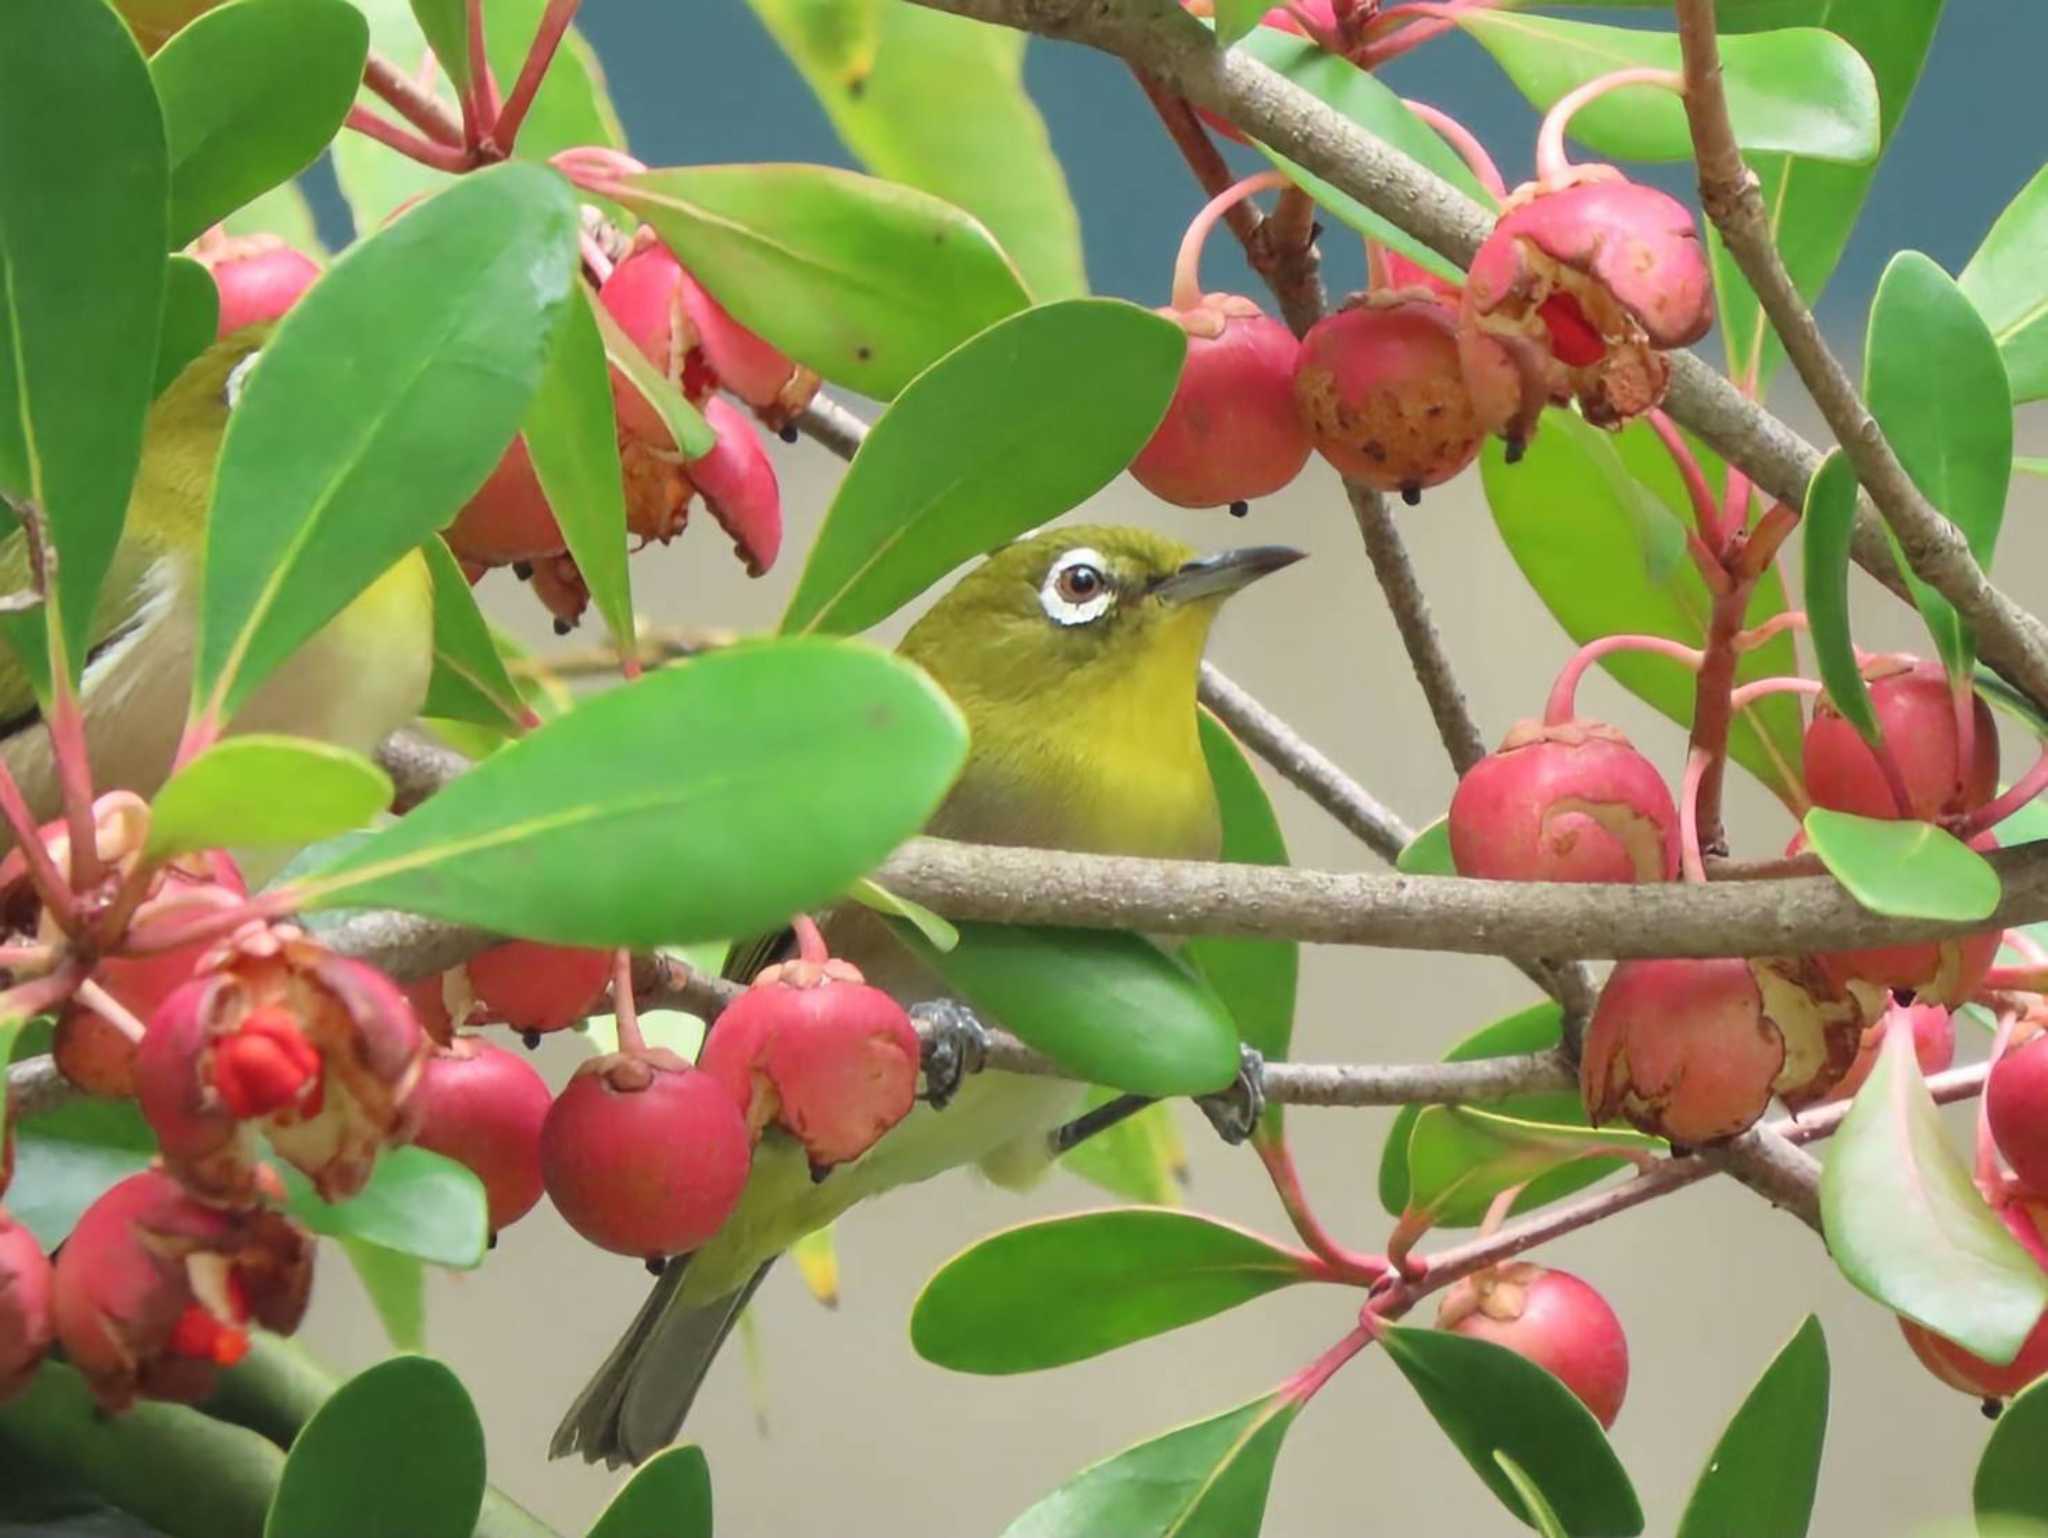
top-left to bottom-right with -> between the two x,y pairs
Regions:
223,350 -> 262,410
1039,546 -> 1115,627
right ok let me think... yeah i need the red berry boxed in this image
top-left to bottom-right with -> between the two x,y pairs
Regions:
443,437 -> 566,567
0,1212 -> 54,1402
196,234 -> 320,337
1803,657 -> 1998,822
540,1052 -> 751,1259
1990,1030 -> 2048,1194
1438,1263 -> 1629,1428
1448,719 -> 1678,884
466,942 -> 613,1035
1129,295 -> 1311,511
1900,1199 -> 2048,1402
410,1038 -> 552,1233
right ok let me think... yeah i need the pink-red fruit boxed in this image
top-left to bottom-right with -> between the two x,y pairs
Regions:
1990,1029 -> 2048,1194
1448,719 -> 1679,884
690,396 -> 784,577
0,1212 -> 53,1401
540,1052 -> 751,1259
1900,1199 -> 2048,1401
1803,657 -> 1998,822
1130,295 -> 1311,511
466,942 -> 613,1035
195,234 -> 320,337
1793,827 -> 2002,1006
1438,1263 -> 1629,1428
409,1038 -> 553,1233
1796,1002 -> 1955,1111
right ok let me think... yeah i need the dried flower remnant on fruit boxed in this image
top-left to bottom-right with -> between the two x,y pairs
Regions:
1449,719 -> 1679,884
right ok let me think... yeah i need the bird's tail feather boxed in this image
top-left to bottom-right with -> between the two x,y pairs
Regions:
550,1258 -> 773,1468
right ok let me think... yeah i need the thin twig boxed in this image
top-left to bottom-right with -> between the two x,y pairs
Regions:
362,52 -> 464,146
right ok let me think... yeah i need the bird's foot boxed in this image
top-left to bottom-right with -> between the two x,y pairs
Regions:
914,999 -> 989,1110
1194,1046 -> 1266,1145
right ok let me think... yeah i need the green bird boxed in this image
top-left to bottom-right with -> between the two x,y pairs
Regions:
0,329 -> 434,828
554,524 -> 1302,1467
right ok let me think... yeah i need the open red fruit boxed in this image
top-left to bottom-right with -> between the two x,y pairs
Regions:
540,1052 -> 751,1260
0,1212 -> 53,1402
689,396 -> 783,577
1448,719 -> 1678,883
1803,657 -> 1998,822
1130,294 -> 1310,513
409,1038 -> 553,1234
1438,1263 -> 1629,1427
466,942 -> 613,1036
1900,1198 -> 2048,1403
1990,1029 -> 2048,1194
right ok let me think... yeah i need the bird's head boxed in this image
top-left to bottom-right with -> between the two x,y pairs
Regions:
900,524 -> 1302,721
127,325 -> 272,554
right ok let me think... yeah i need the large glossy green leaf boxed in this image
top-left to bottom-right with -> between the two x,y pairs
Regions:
150,0 -> 368,247
1675,1317 -> 1828,1538
1801,449 -> 1880,742
780,299 -> 1182,635
156,255 -> 220,395
1187,712 -> 1296,1137
0,0 -> 167,682
1380,1322 -> 1643,1536
894,922 -> 1241,1097
1976,1374 -> 2048,1530
1060,1090 -> 1186,1205
911,1209 -> 1315,1374
1237,29 -> 1486,283
615,164 -> 1030,400
264,1356 -> 483,1538
293,640 -> 968,947
277,1147 -> 488,1269
194,161 -> 578,724
1458,15 -> 1876,164
587,1445 -> 714,1538
1863,251 -> 2013,677
1402,1105 -> 1657,1231
1962,164 -> 2048,404
748,0 -> 1085,301
339,1237 -> 426,1352
147,735 -> 392,858
1820,1010 -> 2048,1362
419,536 -> 530,732
1497,1452 -> 1571,1538
522,284 -> 632,653
1482,414 -> 1803,801
1803,808 -> 1999,922
1001,1390 -> 1300,1538
1709,0 -> 1943,392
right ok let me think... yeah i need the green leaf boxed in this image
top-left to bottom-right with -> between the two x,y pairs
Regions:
894,922 -> 1240,1098
1496,1452 -> 1571,1538
146,735 -> 393,858
849,877 -> 957,952
1396,817 -> 1454,876
0,0 -> 167,681
911,1209 -> 1315,1374
1380,1322 -> 1643,1536
7,1093 -> 156,1250
1187,712 -> 1296,1135
0,1016 -> 22,1157
586,289 -> 715,459
1802,808 -> 1999,922
1211,0 -> 1270,48
748,0 -> 1086,301
2019,458 -> 2048,480
1237,29 -> 1488,283
1457,15 -> 1877,164
587,1444 -> 714,1538
1820,1010 -> 2048,1363
615,163 -> 1030,400
1000,1389 -> 1300,1538
1060,1090 -> 1185,1205
406,0 -> 470,97
420,536 -> 532,732
150,0 -> 368,247
194,161 -> 578,723
1976,1374 -> 2048,1530
522,284 -> 633,653
1380,1004 -> 1604,1221
1961,164 -> 2048,404
780,299 -> 1182,635
339,1237 -> 426,1353
1403,1105 -> 1657,1230
1863,251 -> 2013,677
277,1146 -> 488,1269
222,177 -> 326,257
294,639 -> 968,948
1676,1317 -> 1828,1538
1483,413 -> 1804,802
156,255 -> 220,395
1801,449 -> 1880,743
264,1356 -> 483,1538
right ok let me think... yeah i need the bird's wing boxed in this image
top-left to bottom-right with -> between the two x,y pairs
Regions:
0,526 -> 168,743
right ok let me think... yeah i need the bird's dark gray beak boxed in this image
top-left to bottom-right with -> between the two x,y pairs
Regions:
1150,545 -> 1306,605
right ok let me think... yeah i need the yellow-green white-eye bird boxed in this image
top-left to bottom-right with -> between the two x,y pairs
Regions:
553,524 -> 1303,1467
0,329 -> 434,826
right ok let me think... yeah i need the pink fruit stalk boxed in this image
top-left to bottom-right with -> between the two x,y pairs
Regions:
466,942 -> 613,1035
1448,719 -> 1679,883
540,1051 -> 752,1259
1990,1029 -> 2048,1194
0,1213 -> 53,1401
1130,171 -> 1312,514
409,1038 -> 553,1233
192,232 -> 320,337
1804,657 -> 1998,822
1901,1198 -> 2048,1402
1438,1263 -> 1629,1428
689,396 -> 784,576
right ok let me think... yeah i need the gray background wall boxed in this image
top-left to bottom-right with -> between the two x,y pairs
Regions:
296,5 -> 2048,1535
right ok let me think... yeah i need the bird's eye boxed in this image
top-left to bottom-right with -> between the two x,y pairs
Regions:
1039,547 -> 1116,627
1055,563 -> 1104,603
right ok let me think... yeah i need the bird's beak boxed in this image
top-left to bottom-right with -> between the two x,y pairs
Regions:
1149,545 -> 1306,605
